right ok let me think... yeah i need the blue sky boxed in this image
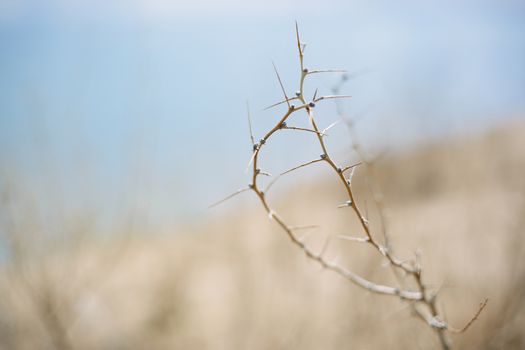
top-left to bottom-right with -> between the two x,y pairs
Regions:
1,0 -> 524,229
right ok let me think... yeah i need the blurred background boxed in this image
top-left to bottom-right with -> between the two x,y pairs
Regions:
1,0 -> 524,349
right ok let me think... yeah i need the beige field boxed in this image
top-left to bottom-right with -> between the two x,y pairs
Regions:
1,120 -> 524,349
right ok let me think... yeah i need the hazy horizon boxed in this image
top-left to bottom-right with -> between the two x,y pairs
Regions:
1,0 -> 524,228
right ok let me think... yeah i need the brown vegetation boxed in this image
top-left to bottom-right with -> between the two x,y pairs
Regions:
1,119 -> 523,349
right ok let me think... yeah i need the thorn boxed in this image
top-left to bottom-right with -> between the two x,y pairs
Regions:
322,120 -> 340,134
262,96 -> 299,111
449,299 -> 489,333
280,158 -> 323,176
289,225 -> 320,231
297,232 -> 311,243
314,95 -> 352,103
337,200 -> 353,208
341,162 -> 362,173
246,101 -> 255,146
415,249 -> 422,274
346,166 -> 357,184
429,316 -> 447,330
281,126 -> 325,136
208,187 -> 251,209
272,61 -> 291,109
307,69 -> 347,75
295,21 -> 303,58
336,235 -> 370,243
245,151 -> 257,173
265,175 -> 280,193
319,235 -> 333,258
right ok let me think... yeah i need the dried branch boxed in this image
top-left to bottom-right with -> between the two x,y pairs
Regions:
213,23 -> 487,350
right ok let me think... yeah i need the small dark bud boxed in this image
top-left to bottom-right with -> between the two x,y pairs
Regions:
289,104 -> 295,110
320,154 -> 327,159
280,122 -> 287,128
255,168 -> 261,174
337,168 -> 342,173
248,184 -> 254,189
253,143 -> 259,151
302,68 -> 309,73
260,139 -> 266,145
309,102 -> 315,108
295,91 -> 301,97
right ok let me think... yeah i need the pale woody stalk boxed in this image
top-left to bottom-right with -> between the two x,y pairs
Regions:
212,23 -> 487,350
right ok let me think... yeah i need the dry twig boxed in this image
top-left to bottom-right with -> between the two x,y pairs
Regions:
212,23 -> 487,349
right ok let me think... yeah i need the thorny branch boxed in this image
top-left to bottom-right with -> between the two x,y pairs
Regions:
212,23 -> 487,349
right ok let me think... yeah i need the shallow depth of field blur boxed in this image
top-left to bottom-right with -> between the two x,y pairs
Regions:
1,1 -> 525,349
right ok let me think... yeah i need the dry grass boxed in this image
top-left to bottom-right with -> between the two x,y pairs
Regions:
1,119 -> 524,349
